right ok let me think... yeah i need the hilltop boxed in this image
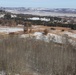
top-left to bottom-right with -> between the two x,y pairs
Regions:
1,7 -> 76,17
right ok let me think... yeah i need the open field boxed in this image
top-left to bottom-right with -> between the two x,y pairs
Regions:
0,25 -> 76,75
0,25 -> 76,45
0,25 -> 76,39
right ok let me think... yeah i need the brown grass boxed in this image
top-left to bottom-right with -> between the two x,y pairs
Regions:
0,36 -> 76,75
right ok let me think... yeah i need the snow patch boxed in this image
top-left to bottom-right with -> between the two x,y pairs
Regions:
0,27 -> 23,34
63,31 -> 76,38
33,32 -> 76,45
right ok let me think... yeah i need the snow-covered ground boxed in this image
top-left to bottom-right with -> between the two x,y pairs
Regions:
33,32 -> 76,45
20,31 -> 76,44
33,32 -> 63,43
0,14 -> 5,18
63,31 -> 76,38
0,26 -> 75,45
6,10 -> 76,17
0,27 -> 23,34
27,17 -> 50,21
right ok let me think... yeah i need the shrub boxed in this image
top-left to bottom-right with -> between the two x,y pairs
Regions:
43,29 -> 48,35
51,28 -> 56,30
61,29 -> 65,32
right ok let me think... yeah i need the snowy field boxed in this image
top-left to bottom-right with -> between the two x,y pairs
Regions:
20,31 -> 76,45
62,31 -> 76,38
0,27 -> 23,34
33,32 -> 76,45
0,26 -> 76,45
6,10 -> 76,17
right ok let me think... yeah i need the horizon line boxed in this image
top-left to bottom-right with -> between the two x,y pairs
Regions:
0,6 -> 76,9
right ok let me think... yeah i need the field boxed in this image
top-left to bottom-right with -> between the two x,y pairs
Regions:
0,25 -> 76,75
7,10 -> 76,17
0,25 -> 76,43
0,36 -> 76,75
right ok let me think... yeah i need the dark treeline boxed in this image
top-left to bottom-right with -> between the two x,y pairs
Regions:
0,13 -> 76,29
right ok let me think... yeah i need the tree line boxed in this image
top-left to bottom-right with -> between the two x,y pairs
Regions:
0,13 -> 76,29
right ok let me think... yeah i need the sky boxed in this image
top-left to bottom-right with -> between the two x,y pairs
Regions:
0,0 -> 76,8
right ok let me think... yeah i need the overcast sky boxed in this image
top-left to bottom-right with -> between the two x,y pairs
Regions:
0,0 -> 76,8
